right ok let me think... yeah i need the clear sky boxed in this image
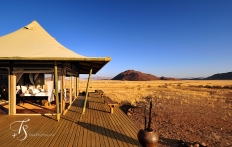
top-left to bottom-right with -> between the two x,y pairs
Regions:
0,0 -> 231,78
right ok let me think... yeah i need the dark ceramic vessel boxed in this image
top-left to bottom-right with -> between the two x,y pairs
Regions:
137,129 -> 158,147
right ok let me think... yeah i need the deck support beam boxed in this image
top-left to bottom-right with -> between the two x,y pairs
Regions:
54,61 -> 60,122
76,76 -> 79,96
9,62 -> 16,115
61,67 -> 66,114
82,68 -> 92,114
74,76 -> 76,98
69,76 -> 72,105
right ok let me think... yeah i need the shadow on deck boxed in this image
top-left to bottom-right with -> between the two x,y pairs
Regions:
0,96 -> 141,147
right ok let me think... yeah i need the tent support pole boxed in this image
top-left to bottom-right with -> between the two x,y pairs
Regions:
54,61 -> 60,122
62,67 -> 66,114
82,68 -> 92,114
69,76 -> 72,105
9,62 -> 16,115
76,76 -> 79,97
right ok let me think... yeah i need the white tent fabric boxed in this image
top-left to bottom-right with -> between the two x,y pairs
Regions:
47,75 -> 54,102
0,20 -> 85,58
29,73 -> 34,85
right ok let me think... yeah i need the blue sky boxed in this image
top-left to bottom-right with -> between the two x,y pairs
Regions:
0,0 -> 231,78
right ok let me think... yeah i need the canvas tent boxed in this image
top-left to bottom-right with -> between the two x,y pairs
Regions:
0,20 -> 111,74
0,20 -> 111,121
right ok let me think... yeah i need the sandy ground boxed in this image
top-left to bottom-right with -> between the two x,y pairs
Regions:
79,80 -> 232,147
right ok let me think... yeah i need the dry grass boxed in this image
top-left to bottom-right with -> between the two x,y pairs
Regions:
76,80 -> 232,106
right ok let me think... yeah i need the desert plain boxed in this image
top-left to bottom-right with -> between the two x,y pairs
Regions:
78,80 -> 232,146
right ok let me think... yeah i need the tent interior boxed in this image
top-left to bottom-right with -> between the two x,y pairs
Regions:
0,71 -> 75,115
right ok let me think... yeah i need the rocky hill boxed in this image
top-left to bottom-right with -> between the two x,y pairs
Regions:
112,70 -> 176,81
205,71 -> 232,80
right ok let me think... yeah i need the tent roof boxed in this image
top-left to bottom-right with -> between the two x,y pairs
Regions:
0,20 -> 111,74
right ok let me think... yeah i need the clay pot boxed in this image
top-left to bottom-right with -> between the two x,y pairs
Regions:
137,129 -> 158,147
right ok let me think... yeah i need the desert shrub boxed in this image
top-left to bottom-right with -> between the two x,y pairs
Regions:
162,84 -> 168,88
158,85 -> 166,88
223,85 -> 232,89
212,85 -> 222,89
188,85 -> 195,87
197,85 -> 204,88
147,85 -> 152,88
205,85 -> 212,89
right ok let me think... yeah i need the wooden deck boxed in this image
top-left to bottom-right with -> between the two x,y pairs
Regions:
0,95 -> 141,147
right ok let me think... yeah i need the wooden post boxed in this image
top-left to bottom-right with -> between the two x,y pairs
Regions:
9,62 -> 16,115
76,76 -> 79,96
74,76 -> 76,99
54,61 -> 60,122
82,68 -> 92,114
110,106 -> 114,114
8,69 -> 11,115
59,70 -> 63,115
62,67 -> 66,114
76,76 -> 78,97
69,76 -> 72,105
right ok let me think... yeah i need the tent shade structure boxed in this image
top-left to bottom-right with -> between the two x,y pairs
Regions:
0,20 -> 111,119
0,20 -> 111,74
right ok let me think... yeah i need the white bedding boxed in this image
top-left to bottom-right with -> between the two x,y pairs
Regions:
20,92 -> 48,97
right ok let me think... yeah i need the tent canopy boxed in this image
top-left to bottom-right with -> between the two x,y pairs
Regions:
0,20 -> 111,74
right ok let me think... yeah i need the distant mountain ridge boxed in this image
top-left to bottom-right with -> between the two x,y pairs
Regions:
112,70 -> 176,81
81,71 -> 232,81
205,72 -> 232,80
80,76 -> 112,80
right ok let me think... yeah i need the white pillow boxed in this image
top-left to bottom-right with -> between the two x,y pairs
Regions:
28,85 -> 35,89
21,86 -> 27,93
28,89 -> 33,94
32,89 -> 40,94
16,86 -> 20,90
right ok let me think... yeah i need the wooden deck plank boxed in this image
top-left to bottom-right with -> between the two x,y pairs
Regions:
115,107 -> 142,145
91,96 -> 124,147
66,99 -> 83,147
18,116 -> 57,147
45,99 -> 79,147
0,96 -> 141,147
73,99 -> 85,147
103,106 -> 132,147
102,99 -> 141,147
59,99 -> 81,147
48,120 -> 68,146
93,97 -> 115,147
115,109 -> 139,145
34,118 -> 57,147
1,116 -> 43,147
99,102 -> 131,147
91,98 -> 108,147
0,115 -> 28,146
89,103 -> 96,147
101,106 -> 123,147
1,116 -> 41,147
48,100 -> 79,147
27,116 -> 57,145
114,108 -> 141,147
82,98 -> 91,147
